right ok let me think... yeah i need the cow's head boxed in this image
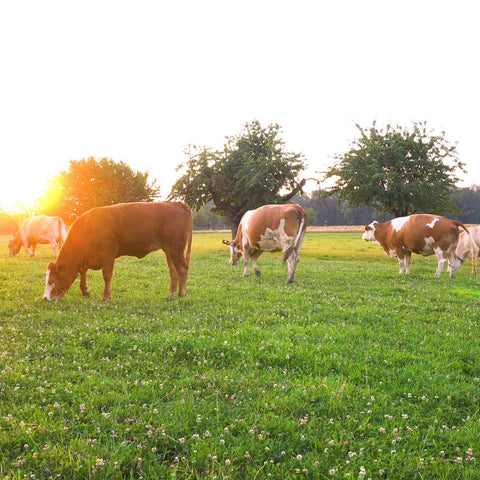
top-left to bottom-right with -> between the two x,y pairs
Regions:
222,239 -> 242,265
43,262 -> 77,301
362,221 -> 378,243
447,253 -> 463,277
8,238 -> 21,257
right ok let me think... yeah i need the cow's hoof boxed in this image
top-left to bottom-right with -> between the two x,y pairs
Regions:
254,270 -> 261,276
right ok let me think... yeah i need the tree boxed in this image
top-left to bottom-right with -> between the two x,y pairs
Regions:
323,121 -> 465,217
40,157 -> 160,223
450,186 -> 480,223
169,120 -> 308,236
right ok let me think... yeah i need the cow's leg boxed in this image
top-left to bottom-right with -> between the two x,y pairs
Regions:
21,236 -> 34,258
250,251 -> 262,276
51,241 -> 58,257
396,250 -> 405,274
165,252 -> 179,295
101,260 -> 115,301
472,244 -> 478,275
404,251 -> 412,275
24,242 -> 34,258
165,251 -> 189,296
433,248 -> 447,278
242,250 -> 250,277
286,251 -> 299,283
79,270 -> 90,297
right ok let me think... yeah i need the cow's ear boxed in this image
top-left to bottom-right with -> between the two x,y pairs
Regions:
222,239 -> 233,246
48,263 -> 63,274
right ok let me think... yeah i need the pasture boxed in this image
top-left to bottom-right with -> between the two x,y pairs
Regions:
1,231 -> 479,479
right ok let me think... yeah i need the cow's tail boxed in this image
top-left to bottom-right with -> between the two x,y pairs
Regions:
282,210 -> 307,264
186,228 -> 193,267
185,209 -> 193,268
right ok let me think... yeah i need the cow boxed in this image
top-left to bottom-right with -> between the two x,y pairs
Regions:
362,213 -> 472,278
455,225 -> 480,275
222,204 -> 307,283
43,202 -> 192,301
8,215 -> 67,258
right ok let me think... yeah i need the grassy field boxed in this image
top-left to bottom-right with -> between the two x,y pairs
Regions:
1,231 -> 479,479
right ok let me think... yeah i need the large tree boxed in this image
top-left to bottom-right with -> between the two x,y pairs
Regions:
169,120 -> 308,236
41,157 -> 160,223
323,121 -> 465,217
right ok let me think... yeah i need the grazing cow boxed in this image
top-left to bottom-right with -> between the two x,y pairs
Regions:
222,204 -> 307,283
43,202 -> 192,301
8,215 -> 67,258
362,214 -> 472,278
455,225 -> 480,275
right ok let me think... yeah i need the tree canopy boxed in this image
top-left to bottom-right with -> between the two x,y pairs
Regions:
169,120 -> 308,236
40,157 -> 160,223
323,121 -> 465,217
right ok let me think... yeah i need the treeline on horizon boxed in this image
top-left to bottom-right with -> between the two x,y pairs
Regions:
1,186 -> 479,235
190,185 -> 480,230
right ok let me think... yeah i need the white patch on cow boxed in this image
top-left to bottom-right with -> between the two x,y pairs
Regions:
44,269 -> 55,301
387,249 -> 398,258
419,236 -> 436,255
362,221 -> 378,242
258,218 -> 291,252
242,210 -> 255,234
433,246 -> 447,277
240,210 -> 255,249
426,217 -> 440,228
391,216 -> 410,232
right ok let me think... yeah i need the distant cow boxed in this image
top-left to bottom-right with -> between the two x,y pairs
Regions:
43,202 -> 192,301
9,215 -> 67,258
455,225 -> 480,275
222,204 -> 307,283
362,214 -> 472,278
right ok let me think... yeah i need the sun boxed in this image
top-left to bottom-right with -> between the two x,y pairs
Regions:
0,176 -> 50,214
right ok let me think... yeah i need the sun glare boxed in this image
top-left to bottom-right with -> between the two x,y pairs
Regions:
0,178 -> 50,215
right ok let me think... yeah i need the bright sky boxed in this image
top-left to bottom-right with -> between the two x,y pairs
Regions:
1,0 -> 478,213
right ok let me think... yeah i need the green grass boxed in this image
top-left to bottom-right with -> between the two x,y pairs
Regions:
1,232 -> 480,479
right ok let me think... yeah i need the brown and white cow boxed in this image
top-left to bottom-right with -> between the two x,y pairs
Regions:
9,215 -> 67,258
362,214 -> 472,278
455,225 -> 480,275
43,202 -> 192,301
222,204 -> 307,283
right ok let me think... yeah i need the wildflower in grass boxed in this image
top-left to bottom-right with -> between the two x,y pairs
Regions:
329,468 -> 336,475
359,465 -> 366,477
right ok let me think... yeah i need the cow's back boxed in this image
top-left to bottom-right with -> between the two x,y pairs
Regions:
245,204 -> 305,246
399,215 -> 457,251
64,202 -> 192,259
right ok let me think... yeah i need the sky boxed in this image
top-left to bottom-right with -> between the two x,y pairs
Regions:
1,0 -> 479,213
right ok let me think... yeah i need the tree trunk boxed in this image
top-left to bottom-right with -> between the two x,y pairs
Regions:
226,208 -> 242,238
